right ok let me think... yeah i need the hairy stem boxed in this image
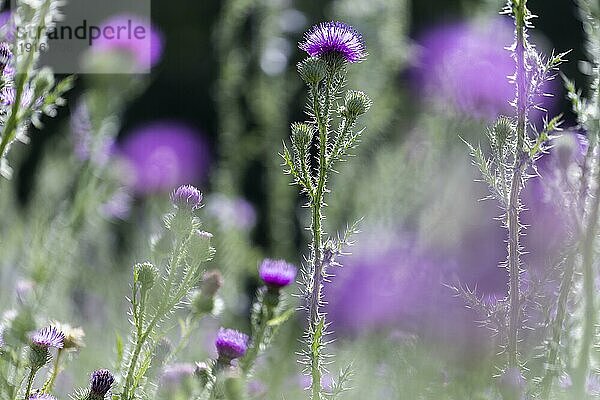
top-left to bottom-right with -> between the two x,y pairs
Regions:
41,349 -> 62,394
23,368 -> 36,400
506,0 -> 528,369
307,73 -> 334,400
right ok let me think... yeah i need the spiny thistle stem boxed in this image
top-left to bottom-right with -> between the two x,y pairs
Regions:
41,348 -> 63,393
506,0 -> 528,369
23,368 -> 36,400
308,74 -> 332,400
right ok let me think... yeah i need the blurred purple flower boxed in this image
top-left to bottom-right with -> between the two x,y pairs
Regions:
120,121 -> 210,194
70,101 -> 116,166
207,194 -> 256,230
91,15 -> 163,69
413,17 -> 557,121
100,189 -> 133,220
299,21 -> 366,63
161,363 -> 196,384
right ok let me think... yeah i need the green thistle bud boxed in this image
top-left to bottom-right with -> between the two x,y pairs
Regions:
297,57 -> 327,85
291,122 -> 314,150
134,262 -> 158,293
492,116 -> 514,150
343,90 -> 371,119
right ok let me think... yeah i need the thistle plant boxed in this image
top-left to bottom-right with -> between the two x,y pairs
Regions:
535,1 -> 600,397
118,184 -> 214,400
461,0 -> 566,384
282,21 -> 371,399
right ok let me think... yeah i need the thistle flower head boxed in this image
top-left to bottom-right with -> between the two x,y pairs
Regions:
215,328 -> 249,363
31,326 -> 64,349
299,21 -> 366,63
90,369 -> 115,399
259,259 -> 297,288
170,185 -> 203,210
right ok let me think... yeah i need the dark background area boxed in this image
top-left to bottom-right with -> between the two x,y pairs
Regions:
14,0 -> 587,204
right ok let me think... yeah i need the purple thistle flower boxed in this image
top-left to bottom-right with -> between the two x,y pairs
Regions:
28,394 -> 56,400
90,369 -> 114,398
259,259 -> 297,288
31,326 -> 64,349
299,21 -> 366,63
170,184 -> 203,210
215,328 -> 249,363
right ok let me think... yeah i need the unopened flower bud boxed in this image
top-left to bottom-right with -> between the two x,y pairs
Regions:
343,90 -> 371,118
492,116 -> 514,150
200,270 -> 223,298
134,262 -> 158,293
291,122 -> 314,150
297,57 -> 327,85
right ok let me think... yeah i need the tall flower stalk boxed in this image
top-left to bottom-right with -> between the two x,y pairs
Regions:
282,21 -> 371,399
462,0 -> 566,383
505,0 -> 529,369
